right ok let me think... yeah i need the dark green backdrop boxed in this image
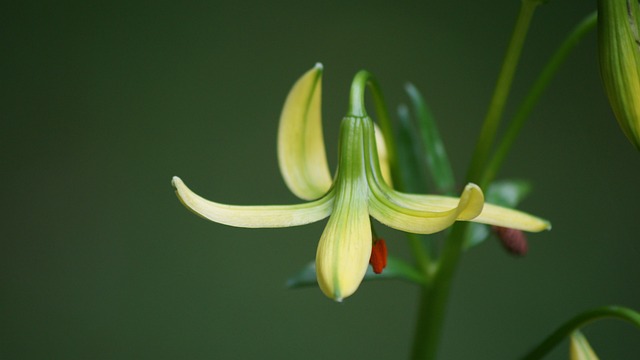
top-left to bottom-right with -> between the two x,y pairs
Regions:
3,1 -> 639,359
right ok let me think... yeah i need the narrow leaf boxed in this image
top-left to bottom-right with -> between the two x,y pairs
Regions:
405,83 -> 455,195
396,104 -> 429,193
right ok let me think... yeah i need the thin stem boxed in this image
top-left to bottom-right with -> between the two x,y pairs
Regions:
349,70 -> 400,186
480,11 -> 598,187
407,233 -> 433,276
411,222 -> 469,360
412,2 -> 542,359
466,0 -> 542,183
520,306 -> 640,360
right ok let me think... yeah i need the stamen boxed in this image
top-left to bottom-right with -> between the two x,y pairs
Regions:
493,226 -> 528,256
369,238 -> 388,274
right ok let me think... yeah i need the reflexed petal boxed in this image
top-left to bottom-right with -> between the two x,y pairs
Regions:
362,116 -> 485,233
369,183 -> 485,234
278,64 -> 333,200
172,177 -> 332,228
397,192 -> 550,232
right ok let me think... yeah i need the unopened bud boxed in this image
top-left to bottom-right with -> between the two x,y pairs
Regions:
598,0 -> 640,150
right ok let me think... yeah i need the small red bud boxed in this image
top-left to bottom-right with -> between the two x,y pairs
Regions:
493,226 -> 528,256
369,239 -> 388,274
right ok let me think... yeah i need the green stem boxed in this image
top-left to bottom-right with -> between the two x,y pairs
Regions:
480,11 -> 598,187
466,0 -> 542,183
349,70 -> 400,186
407,233 -> 433,276
520,306 -> 640,360
412,2 -> 542,359
411,222 -> 469,360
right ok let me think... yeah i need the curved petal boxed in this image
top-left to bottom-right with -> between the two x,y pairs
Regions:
172,177 -> 332,228
362,117 -> 485,234
470,202 -> 551,232
369,183 -> 485,234
395,193 -> 551,232
278,64 -> 333,200
316,117 -> 371,301
315,184 -> 371,301
374,123 -> 393,187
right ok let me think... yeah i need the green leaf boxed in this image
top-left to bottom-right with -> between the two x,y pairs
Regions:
396,104 -> 429,193
286,256 -> 426,289
486,179 -> 532,207
465,179 -> 532,249
405,83 -> 455,195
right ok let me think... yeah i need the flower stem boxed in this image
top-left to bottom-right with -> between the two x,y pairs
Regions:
411,222 -> 469,360
520,306 -> 640,360
412,2 -> 542,359
480,11 -> 598,187
349,70 -> 400,187
466,0 -> 542,183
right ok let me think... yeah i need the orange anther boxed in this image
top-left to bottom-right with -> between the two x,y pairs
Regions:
369,239 -> 388,274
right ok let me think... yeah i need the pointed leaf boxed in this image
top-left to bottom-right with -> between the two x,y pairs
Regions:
396,104 -> 429,193
405,83 -> 455,195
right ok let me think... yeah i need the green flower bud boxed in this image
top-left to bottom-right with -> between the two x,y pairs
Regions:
598,0 -> 640,150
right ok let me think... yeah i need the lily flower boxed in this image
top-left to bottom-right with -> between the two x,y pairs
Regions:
172,64 -> 550,301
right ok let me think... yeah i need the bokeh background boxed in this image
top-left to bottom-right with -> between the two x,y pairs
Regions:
3,1 -> 639,359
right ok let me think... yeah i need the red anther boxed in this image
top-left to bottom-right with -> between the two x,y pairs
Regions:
369,239 -> 388,274
493,226 -> 528,256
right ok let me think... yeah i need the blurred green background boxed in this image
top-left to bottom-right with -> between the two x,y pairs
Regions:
3,1 -> 639,359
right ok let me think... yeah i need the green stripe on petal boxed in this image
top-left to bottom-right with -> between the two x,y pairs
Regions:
316,117 -> 371,301
369,183 -> 485,234
278,64 -> 333,200
361,116 -> 485,234
172,176 -> 332,228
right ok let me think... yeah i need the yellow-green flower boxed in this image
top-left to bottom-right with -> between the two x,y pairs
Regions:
172,64 -> 550,301
598,0 -> 640,149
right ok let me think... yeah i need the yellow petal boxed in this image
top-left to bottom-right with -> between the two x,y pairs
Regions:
277,64 -> 333,200
374,123 -> 393,187
368,183 -> 485,234
396,192 -> 550,232
315,185 -> 371,301
570,331 -> 600,360
471,202 -> 550,231
316,116 -> 371,301
172,176 -> 332,228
